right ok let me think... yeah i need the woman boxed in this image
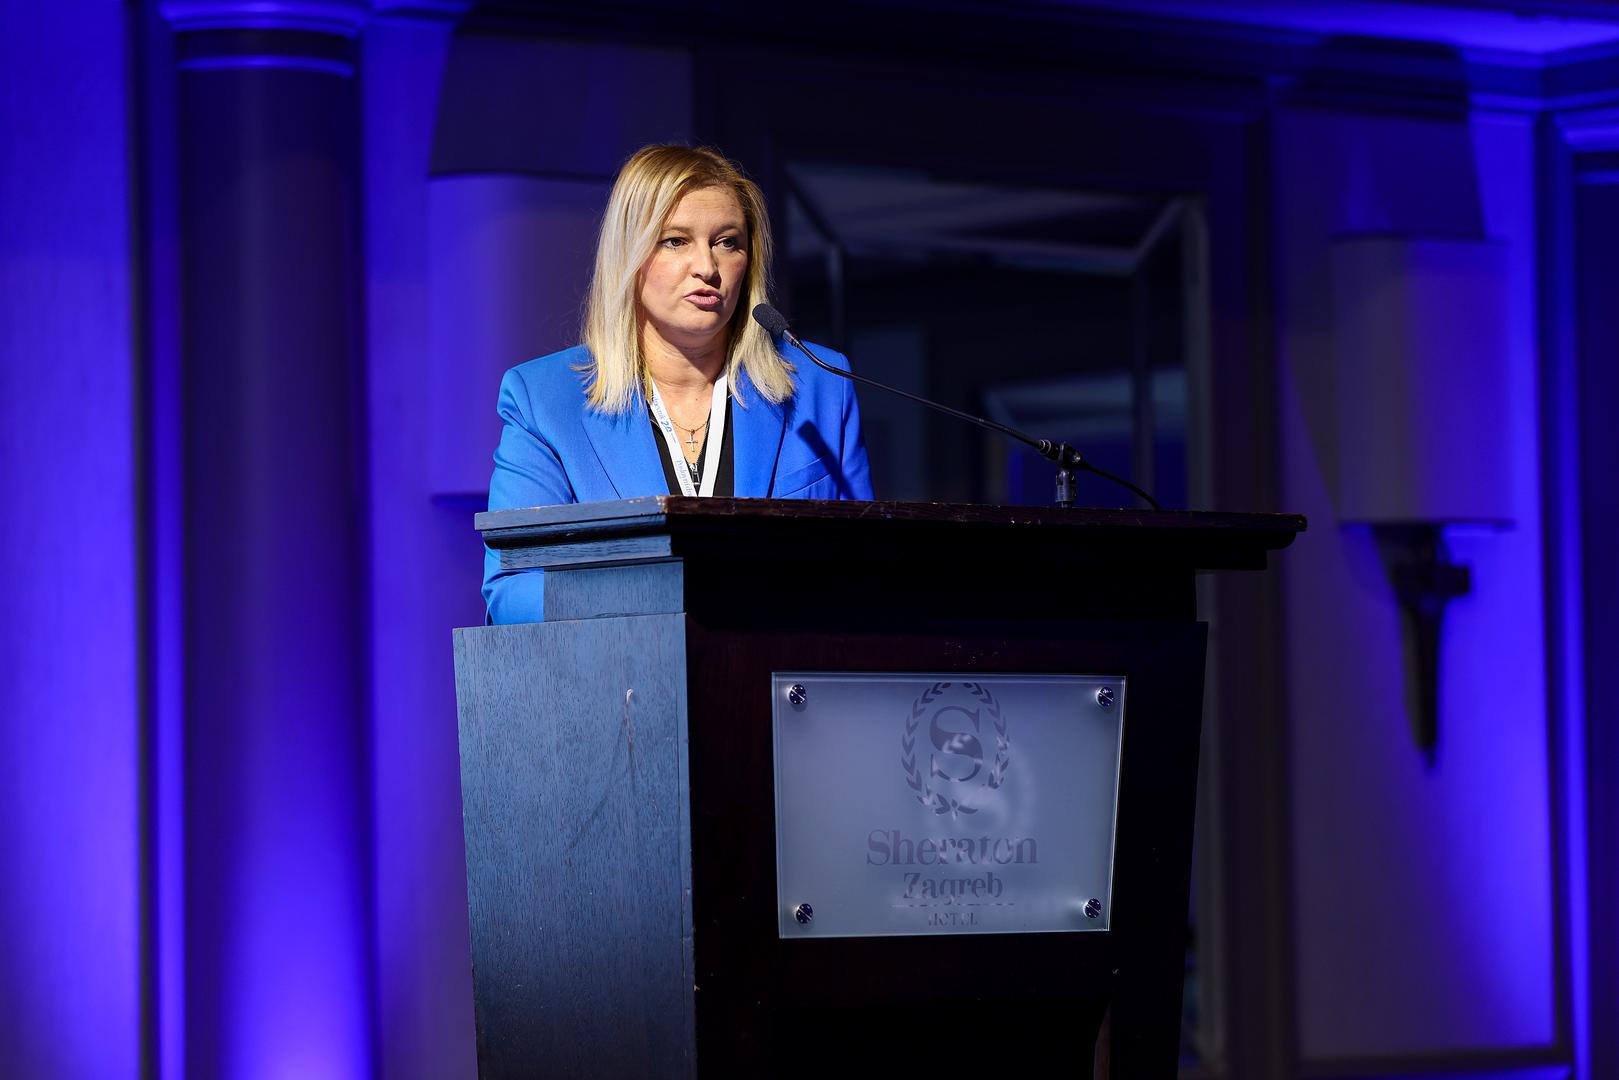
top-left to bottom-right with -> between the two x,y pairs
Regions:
483,145 -> 873,624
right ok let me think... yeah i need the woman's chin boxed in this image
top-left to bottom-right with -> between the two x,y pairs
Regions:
648,315 -> 732,352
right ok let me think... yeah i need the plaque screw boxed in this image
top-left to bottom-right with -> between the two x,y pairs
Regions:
1084,898 -> 1102,919
787,684 -> 807,707
794,902 -> 814,925
1095,687 -> 1115,709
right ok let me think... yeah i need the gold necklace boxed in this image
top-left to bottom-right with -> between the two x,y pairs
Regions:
670,416 -> 708,454
657,387 -> 713,456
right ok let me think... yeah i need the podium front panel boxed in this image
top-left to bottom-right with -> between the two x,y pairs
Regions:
771,672 -> 1124,938
462,497 -> 1306,1076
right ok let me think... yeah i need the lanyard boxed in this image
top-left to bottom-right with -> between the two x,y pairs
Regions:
648,374 -> 727,498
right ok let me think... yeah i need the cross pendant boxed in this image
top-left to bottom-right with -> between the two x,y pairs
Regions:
684,433 -> 699,451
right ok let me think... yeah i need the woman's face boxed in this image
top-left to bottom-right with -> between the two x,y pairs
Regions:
637,185 -> 749,355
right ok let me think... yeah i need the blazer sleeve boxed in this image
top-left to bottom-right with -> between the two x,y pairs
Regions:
838,357 -> 874,501
482,366 -> 577,624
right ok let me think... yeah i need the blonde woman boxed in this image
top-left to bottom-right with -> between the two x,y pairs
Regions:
483,145 -> 873,623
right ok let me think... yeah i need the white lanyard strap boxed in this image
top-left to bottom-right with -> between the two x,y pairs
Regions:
648,374 -> 727,498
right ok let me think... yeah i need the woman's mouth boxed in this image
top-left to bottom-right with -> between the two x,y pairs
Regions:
685,291 -> 724,310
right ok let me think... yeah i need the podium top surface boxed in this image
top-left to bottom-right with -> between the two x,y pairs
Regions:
478,497 -> 1305,573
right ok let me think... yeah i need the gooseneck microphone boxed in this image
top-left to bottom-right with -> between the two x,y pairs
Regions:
752,303 -> 1161,511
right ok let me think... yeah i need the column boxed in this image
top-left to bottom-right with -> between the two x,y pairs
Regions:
160,3 -> 374,1075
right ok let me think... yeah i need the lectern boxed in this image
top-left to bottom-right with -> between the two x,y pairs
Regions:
455,497 -> 1302,1078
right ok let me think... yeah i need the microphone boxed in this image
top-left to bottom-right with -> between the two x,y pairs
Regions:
751,303 -> 1160,510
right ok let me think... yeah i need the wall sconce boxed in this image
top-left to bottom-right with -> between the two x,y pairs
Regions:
1331,236 -> 1514,767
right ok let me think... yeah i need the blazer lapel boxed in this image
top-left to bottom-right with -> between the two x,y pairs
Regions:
732,369 -> 788,497
580,391 -> 668,499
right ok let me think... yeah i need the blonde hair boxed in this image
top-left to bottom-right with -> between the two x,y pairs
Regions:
581,144 -> 794,413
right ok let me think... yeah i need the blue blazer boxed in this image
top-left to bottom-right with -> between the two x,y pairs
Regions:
483,342 -> 873,623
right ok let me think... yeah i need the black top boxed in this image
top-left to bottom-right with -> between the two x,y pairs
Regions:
649,395 -> 734,497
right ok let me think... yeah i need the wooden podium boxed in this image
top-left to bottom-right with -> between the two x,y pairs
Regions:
454,497 -> 1303,1078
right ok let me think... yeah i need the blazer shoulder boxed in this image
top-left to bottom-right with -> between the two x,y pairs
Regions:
792,340 -> 850,373
784,340 -> 854,408
503,346 -> 593,418
508,345 -> 594,392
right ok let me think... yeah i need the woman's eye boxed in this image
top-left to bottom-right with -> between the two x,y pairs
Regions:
660,237 -> 686,249
716,236 -> 741,251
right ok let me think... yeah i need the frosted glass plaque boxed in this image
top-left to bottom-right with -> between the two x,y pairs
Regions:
772,673 -> 1124,938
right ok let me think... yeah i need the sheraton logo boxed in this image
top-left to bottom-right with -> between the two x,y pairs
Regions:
774,673 -> 1108,933
900,681 -> 1010,818
865,830 -> 1038,866
877,680 -> 1033,916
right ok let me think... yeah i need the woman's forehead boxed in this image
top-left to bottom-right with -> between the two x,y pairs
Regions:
665,185 -> 744,223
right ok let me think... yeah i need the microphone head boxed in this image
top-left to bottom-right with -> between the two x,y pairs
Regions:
751,303 -> 792,336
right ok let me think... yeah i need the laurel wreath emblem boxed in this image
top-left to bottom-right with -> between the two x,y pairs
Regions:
901,681 -> 1011,819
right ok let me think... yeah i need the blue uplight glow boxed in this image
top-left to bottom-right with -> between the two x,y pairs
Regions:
0,3 -> 142,1076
